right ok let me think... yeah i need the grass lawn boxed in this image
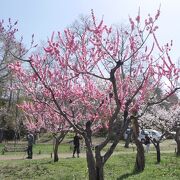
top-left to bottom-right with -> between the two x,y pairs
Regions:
0,139 -> 179,179
0,151 -> 179,180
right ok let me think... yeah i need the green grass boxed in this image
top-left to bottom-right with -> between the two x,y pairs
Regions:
0,157 -> 87,180
107,153 -> 180,180
34,143 -> 71,154
0,152 -> 179,179
0,139 -> 178,179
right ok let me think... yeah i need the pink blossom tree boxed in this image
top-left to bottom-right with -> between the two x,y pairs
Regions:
18,101 -> 70,162
9,9 -> 180,180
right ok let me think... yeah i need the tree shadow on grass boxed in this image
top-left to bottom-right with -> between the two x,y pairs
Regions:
117,170 -> 140,180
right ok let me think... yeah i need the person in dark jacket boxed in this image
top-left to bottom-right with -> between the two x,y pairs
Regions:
72,133 -> 81,158
26,132 -> 34,159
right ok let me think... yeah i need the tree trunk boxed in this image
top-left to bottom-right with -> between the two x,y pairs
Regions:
134,139 -> 145,172
84,136 -> 106,180
85,139 -> 97,180
155,142 -> 161,163
0,129 -> 4,143
53,132 -> 67,162
54,138 -> 59,162
176,142 -> 180,156
131,114 -> 145,172
95,146 -> 104,180
156,144 -> 160,163
175,127 -> 180,156
96,164 -> 104,180
84,118 -> 122,179
86,146 -> 105,180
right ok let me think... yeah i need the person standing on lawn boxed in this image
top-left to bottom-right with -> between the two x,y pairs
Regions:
26,132 -> 34,159
72,133 -> 81,158
145,134 -> 151,153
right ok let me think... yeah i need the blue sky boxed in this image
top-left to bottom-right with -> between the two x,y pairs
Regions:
1,0 -> 180,62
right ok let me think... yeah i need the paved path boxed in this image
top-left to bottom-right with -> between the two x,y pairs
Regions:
0,152 -> 87,161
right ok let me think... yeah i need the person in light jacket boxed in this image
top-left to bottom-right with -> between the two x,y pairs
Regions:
145,134 -> 151,153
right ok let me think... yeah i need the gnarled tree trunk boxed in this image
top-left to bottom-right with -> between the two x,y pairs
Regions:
134,139 -> 145,172
132,114 -> 145,172
85,138 -> 120,180
95,146 -> 104,180
85,138 -> 97,180
84,130 -> 121,180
